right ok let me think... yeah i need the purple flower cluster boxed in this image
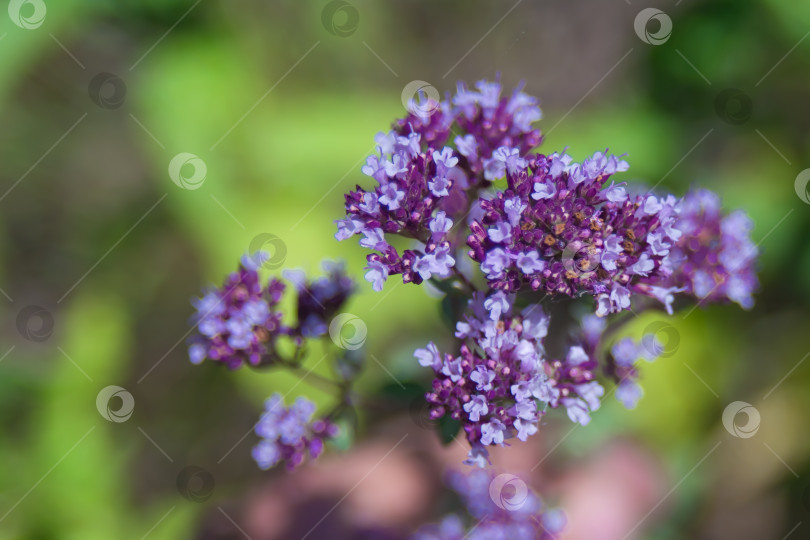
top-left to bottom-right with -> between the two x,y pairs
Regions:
189,256 -> 352,470
416,293 -> 660,464
183,77 -> 764,540
653,188 -> 759,309
188,255 -> 355,369
411,469 -> 564,540
188,253 -> 285,369
337,79 -> 758,316
334,79 -> 760,468
180,77 -> 758,540
416,293 -> 554,455
467,150 -> 686,317
252,393 -> 338,471
608,334 -> 658,409
336,79 -> 542,291
284,261 -> 355,337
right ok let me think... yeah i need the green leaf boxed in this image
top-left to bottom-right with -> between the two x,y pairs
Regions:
438,416 -> 462,446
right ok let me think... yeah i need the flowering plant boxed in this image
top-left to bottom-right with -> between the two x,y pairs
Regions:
187,79 -> 758,538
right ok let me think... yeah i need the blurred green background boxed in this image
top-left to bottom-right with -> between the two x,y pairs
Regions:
1,0 -> 809,538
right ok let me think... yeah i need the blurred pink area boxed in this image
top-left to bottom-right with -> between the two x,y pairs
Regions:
199,418 -> 670,539
555,441 -> 667,540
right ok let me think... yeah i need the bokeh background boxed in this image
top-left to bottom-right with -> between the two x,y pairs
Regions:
1,0 -> 809,538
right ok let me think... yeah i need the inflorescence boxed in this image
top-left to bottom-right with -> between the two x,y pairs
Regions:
188,255 -> 352,469
335,78 -> 759,465
253,393 -> 339,471
411,468 -> 565,540
188,78 -> 759,538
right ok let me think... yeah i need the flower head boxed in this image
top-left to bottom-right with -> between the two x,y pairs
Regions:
188,255 -> 355,368
645,188 -> 759,309
466,150 -> 684,317
336,79 -> 544,293
420,293 -> 610,451
188,252 -> 286,369
285,260 -> 355,338
411,468 -> 564,539
252,393 -> 338,470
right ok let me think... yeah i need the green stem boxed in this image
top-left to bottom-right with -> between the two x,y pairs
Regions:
278,360 -> 341,391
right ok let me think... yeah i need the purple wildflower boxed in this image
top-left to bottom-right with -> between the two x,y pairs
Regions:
336,79 -> 544,292
284,261 -> 355,338
603,335 -> 661,409
337,132 -> 463,288
419,293 -> 610,454
453,80 -> 543,178
252,393 -> 338,470
411,469 -> 564,539
188,253 -> 286,369
188,255 -> 355,368
466,150 -> 688,317
642,188 -> 759,310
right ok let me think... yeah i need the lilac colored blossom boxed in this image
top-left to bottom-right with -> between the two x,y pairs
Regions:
415,245 -> 456,280
411,469 -> 563,539
415,342 -> 442,370
188,253 -> 286,369
642,188 -> 759,310
419,293 -> 609,454
616,380 -> 644,409
430,211 -> 453,238
252,393 -> 338,471
466,150 -> 686,317
336,79 -> 543,292
464,395 -> 489,422
285,261 -> 355,338
188,255 -> 354,369
471,366 -> 495,391
185,78 -> 764,540
612,337 -> 641,368
605,335 -> 660,409
364,259 -> 388,292
339,79 -> 759,509
487,221 -> 512,243
452,80 -> 543,177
